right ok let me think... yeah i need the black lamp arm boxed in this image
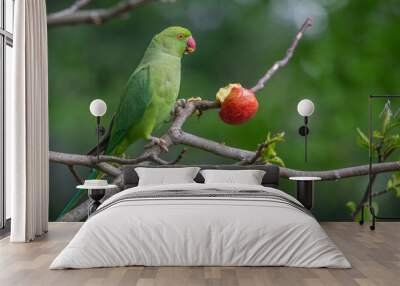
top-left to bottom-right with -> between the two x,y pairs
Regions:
96,116 -> 101,161
298,116 -> 309,162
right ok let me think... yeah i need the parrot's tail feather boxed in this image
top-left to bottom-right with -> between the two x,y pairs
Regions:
87,137 -> 109,156
56,169 -> 100,220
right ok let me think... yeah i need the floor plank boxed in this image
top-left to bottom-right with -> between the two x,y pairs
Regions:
0,222 -> 399,286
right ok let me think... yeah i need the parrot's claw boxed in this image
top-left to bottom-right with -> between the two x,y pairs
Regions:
175,99 -> 187,109
174,97 -> 202,110
187,97 -> 202,103
186,97 -> 203,117
171,99 -> 188,120
172,98 -> 204,120
145,136 -> 169,152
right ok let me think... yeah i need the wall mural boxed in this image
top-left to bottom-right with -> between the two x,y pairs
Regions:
47,0 -> 400,222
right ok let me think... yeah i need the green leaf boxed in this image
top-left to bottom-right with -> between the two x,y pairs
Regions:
371,202 -> 379,216
382,107 -> 392,135
346,201 -> 356,213
260,132 -> 285,166
386,172 -> 400,197
387,179 -> 393,190
385,134 -> 400,149
268,156 -> 285,167
356,128 -> 370,149
346,201 -> 379,223
385,119 -> 400,134
373,130 -> 383,139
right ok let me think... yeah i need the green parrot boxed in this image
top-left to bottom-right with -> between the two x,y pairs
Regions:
58,26 -> 196,219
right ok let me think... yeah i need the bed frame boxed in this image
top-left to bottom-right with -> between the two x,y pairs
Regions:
122,164 -> 280,189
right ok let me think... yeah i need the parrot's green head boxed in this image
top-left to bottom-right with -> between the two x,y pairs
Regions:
153,26 -> 196,58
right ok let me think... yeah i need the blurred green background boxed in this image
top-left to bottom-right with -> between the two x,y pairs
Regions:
47,0 -> 400,221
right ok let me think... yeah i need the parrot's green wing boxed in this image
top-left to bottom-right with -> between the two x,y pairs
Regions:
57,71 -> 151,219
105,65 -> 152,154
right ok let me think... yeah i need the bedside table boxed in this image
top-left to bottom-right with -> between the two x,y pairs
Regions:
77,180 -> 118,216
289,176 -> 321,210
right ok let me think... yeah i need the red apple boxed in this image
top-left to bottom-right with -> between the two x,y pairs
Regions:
216,83 -> 259,125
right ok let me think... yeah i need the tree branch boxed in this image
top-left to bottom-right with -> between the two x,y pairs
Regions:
49,151 -> 122,177
49,0 -> 92,18
372,188 -> 393,198
280,162 -> 400,180
251,17 -> 313,93
168,148 -> 187,165
47,0 -> 153,27
352,138 -> 391,219
239,143 -> 270,165
50,150 -> 400,182
50,150 -> 171,169
67,165 -> 83,185
51,95 -> 400,222
170,129 -> 254,161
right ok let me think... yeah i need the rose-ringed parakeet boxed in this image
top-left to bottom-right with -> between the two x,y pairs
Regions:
58,26 -> 196,218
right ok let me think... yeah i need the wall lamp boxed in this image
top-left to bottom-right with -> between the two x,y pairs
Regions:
89,99 -> 107,160
297,99 -> 315,162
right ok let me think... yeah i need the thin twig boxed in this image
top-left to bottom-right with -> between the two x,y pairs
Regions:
239,143 -> 269,165
168,148 -> 187,165
148,155 -> 170,165
372,188 -> 393,198
67,165 -> 83,185
47,0 -> 153,27
251,17 -> 313,93
352,146 -> 394,219
50,0 -> 92,18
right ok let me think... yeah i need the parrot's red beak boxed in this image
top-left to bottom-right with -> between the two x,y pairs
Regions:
185,36 -> 196,54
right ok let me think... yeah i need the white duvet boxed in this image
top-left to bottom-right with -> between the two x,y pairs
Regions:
50,183 -> 351,269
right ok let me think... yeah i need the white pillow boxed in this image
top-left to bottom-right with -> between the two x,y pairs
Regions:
135,167 -> 200,186
200,169 -> 265,185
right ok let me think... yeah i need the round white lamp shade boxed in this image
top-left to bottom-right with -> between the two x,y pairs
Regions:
90,99 -> 107,117
297,99 -> 315,117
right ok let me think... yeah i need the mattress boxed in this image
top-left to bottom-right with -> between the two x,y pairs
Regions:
50,183 -> 351,269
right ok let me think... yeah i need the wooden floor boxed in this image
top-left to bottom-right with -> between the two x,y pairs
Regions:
0,222 -> 399,286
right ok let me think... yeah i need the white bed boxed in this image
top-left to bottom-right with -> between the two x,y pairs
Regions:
50,183 -> 351,269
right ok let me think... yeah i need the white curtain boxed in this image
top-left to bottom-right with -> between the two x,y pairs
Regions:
7,0 -> 49,242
